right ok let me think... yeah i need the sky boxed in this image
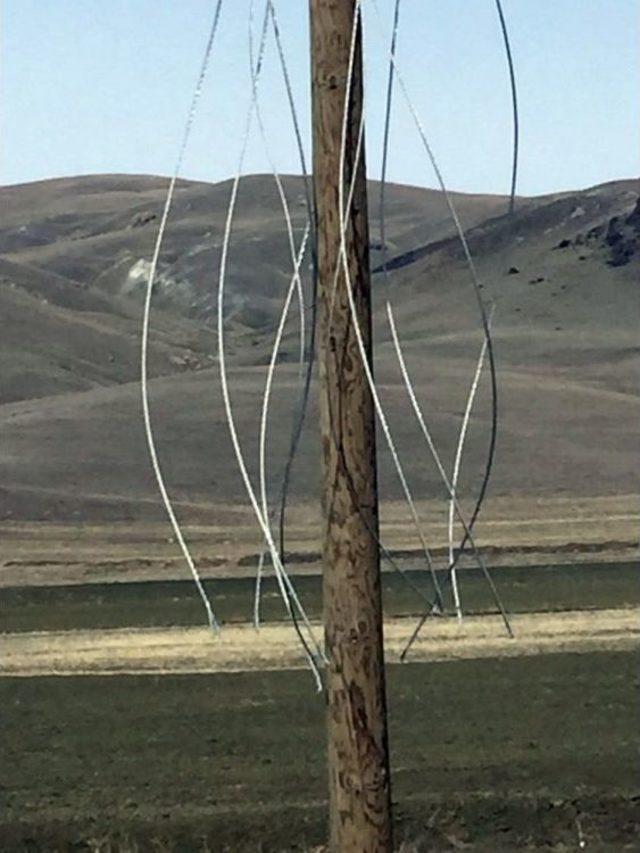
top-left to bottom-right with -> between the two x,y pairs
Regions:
2,0 -> 638,196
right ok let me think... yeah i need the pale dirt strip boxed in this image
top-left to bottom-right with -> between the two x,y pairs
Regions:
2,609 -> 638,677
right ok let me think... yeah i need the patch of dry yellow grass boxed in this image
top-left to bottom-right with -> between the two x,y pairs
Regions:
3,608 -> 637,677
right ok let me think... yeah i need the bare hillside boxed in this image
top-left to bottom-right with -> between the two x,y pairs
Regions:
0,173 -> 637,522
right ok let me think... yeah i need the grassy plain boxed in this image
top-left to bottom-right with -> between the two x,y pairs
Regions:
2,560 -> 637,634
2,651 -> 638,850
2,560 -> 637,848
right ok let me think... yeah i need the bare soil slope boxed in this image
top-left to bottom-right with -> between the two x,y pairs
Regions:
0,174 -> 637,524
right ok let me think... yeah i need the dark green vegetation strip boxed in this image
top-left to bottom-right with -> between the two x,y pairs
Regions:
2,651 -> 638,850
2,561 -> 638,634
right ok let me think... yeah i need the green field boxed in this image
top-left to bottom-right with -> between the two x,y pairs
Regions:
1,651 -> 638,851
2,563 -> 638,849
2,561 -> 637,634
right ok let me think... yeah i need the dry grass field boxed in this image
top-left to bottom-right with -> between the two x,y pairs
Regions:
0,492 -> 637,588
4,608 -> 638,677
2,557 -> 638,848
2,649 -> 638,851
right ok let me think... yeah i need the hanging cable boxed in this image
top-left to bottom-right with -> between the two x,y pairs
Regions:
216,1 -> 324,689
256,226 -> 311,627
377,3 -> 506,630
377,0 -> 473,613
248,0 -> 307,371
369,0 -> 519,653
263,0 -> 436,616
254,1 -> 519,647
370,0 -> 497,565
495,0 -> 519,215
368,0 -> 506,631
329,0 -> 447,612
248,0 -> 310,627
448,306 -> 496,620
390,310 -> 514,661
140,0 -> 224,633
267,0 -> 320,585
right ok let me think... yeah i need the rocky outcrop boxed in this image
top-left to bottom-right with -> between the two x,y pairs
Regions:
552,196 -> 639,268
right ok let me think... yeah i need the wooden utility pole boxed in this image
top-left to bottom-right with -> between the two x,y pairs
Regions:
310,2 -> 393,850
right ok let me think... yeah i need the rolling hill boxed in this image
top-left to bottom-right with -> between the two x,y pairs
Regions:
0,173 -> 637,523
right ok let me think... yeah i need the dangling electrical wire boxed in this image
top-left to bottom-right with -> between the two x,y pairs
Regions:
248,0 -> 307,371
495,0 -> 519,215
370,0 -> 496,562
216,1 -> 324,689
368,0 -> 516,652
243,0 -> 320,628
248,0 -> 310,627
376,0 -> 498,623
377,0 -> 475,611
267,0 -> 320,585
261,1 -> 437,621
252,0 -> 427,634
378,0 -> 400,260
329,0 -> 448,612
371,0 -> 520,652
322,104 -> 436,616
386,2 -> 520,595
385,306 -> 511,642
447,305 -> 495,621
141,0 -> 224,633
252,0 -> 516,644
256,225 -> 311,626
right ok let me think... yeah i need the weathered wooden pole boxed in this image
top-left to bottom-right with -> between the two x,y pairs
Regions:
309,2 -> 393,850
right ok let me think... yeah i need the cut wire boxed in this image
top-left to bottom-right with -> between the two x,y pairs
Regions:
256,225 -> 311,627
376,3 -> 505,628
248,0 -> 310,626
216,1 -> 324,688
448,305 -> 496,620
329,0 -> 445,612
495,0 -> 519,215
265,0 -> 435,615
140,0 -> 224,633
368,0 -> 514,653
